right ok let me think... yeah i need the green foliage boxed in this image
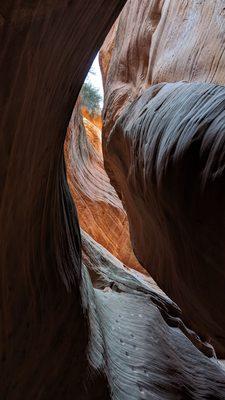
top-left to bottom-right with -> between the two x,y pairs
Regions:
80,82 -> 102,115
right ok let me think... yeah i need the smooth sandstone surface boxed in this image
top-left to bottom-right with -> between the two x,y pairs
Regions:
100,0 -> 225,357
0,1 -> 126,398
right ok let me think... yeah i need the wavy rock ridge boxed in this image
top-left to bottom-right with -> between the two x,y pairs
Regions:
105,80 -> 225,356
101,0 -> 225,138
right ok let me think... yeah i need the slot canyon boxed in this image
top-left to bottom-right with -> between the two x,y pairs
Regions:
1,0 -> 225,399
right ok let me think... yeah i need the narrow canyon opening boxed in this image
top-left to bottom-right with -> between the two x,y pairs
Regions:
64,54 -> 146,274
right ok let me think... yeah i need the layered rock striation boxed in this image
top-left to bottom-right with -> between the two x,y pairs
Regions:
104,80 -> 225,357
100,0 -> 225,138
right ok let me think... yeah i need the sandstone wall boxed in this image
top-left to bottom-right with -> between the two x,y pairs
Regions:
100,0 -> 225,357
101,0 -> 225,138
0,1 -> 126,397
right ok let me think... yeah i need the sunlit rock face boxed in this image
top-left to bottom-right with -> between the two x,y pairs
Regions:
82,107 -> 102,153
64,100 -> 144,273
100,0 -> 225,357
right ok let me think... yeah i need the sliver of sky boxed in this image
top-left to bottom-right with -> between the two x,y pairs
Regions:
85,54 -> 104,109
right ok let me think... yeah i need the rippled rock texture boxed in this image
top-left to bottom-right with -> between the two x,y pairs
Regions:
100,0 -> 225,138
82,229 -> 225,400
101,0 -> 225,357
105,80 -> 225,357
65,100 -> 143,272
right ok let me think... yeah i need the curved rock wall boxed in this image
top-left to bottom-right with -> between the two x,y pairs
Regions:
0,1 -> 127,398
100,0 -> 225,357
105,80 -> 225,357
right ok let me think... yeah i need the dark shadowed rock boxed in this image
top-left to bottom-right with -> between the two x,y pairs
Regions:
0,0 -> 126,398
